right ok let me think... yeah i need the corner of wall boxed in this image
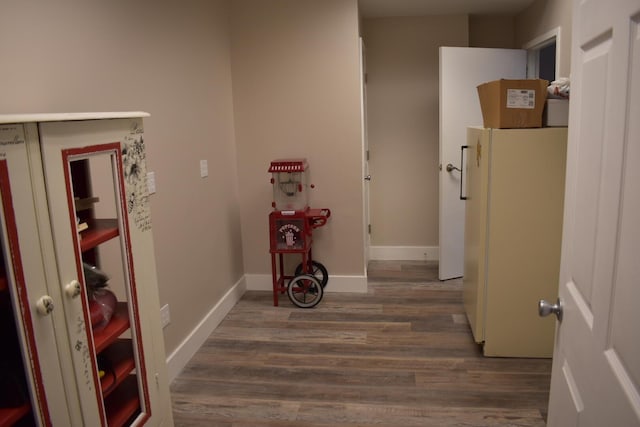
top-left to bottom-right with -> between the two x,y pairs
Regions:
166,274 -> 246,382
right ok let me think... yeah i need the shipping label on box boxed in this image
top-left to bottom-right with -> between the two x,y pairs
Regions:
507,89 -> 536,109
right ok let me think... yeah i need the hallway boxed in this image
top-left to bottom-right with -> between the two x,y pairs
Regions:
170,261 -> 551,426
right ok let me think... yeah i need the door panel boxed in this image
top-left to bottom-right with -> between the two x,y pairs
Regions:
569,38 -> 609,301
38,119 -> 153,426
547,0 -> 640,425
360,37 -> 371,268
0,124 -> 72,426
438,47 -> 526,280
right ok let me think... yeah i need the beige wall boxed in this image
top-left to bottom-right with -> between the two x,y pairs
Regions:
0,0 -> 570,367
362,16 -> 468,247
231,0 -> 365,275
469,15 -> 517,48
515,0 -> 573,77
0,0 -> 243,356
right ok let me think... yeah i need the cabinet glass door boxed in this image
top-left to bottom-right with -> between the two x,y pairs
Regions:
35,117 -> 158,426
0,160 -> 50,427
62,144 -> 150,426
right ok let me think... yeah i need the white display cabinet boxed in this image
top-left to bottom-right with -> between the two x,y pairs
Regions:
0,113 -> 172,426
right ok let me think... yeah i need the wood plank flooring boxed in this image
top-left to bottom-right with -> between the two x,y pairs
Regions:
170,261 -> 551,426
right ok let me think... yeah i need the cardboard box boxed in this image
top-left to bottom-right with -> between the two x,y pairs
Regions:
543,99 -> 569,127
477,79 -> 548,128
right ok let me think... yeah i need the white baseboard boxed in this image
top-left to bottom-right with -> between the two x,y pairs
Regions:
245,273 -> 367,293
166,275 -> 246,382
166,271 -> 368,381
369,246 -> 439,261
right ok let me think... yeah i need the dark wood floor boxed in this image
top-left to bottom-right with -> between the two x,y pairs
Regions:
170,261 -> 551,426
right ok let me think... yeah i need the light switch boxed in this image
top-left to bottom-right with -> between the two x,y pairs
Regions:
200,159 -> 208,178
147,171 -> 156,194
160,304 -> 170,328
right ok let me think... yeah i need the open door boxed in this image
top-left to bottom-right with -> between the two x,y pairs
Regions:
438,47 -> 526,280
360,37 -> 371,271
544,0 -> 640,425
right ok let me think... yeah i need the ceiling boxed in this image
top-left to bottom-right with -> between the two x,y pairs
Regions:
358,0 -> 536,17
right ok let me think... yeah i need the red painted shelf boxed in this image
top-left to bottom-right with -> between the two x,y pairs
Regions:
105,375 -> 140,427
93,302 -> 130,353
80,219 -> 119,252
0,404 -> 30,427
100,339 -> 136,398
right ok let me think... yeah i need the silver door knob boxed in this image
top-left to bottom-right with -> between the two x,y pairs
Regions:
538,298 -> 563,321
364,175 -> 372,181
446,163 -> 461,172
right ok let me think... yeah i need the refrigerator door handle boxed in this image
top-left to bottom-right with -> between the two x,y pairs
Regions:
460,145 -> 468,200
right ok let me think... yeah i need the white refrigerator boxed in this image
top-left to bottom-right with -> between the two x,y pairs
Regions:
463,127 -> 567,357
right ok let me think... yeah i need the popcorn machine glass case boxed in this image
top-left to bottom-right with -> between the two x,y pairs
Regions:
269,159 -> 309,211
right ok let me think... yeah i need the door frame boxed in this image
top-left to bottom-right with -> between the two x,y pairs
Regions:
360,37 -> 371,274
523,27 -> 561,80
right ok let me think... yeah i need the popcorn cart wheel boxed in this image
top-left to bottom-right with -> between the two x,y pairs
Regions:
294,260 -> 329,288
287,274 -> 323,308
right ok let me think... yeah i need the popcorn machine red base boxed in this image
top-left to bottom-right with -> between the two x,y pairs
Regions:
268,159 -> 330,308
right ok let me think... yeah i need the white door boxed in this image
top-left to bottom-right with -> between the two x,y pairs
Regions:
360,37 -> 371,270
438,47 -> 526,280
546,0 -> 640,425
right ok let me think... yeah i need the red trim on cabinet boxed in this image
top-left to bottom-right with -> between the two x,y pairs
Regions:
61,141 -> 151,424
0,160 -> 52,426
112,145 -> 152,421
61,146 -> 108,426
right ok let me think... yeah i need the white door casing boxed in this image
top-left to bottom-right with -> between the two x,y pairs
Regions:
547,0 -> 640,425
438,47 -> 526,280
360,37 -> 371,271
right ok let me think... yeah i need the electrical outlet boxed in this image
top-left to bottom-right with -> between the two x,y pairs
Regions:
160,304 -> 170,328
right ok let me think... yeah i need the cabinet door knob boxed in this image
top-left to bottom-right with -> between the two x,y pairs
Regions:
36,295 -> 55,315
65,279 -> 82,298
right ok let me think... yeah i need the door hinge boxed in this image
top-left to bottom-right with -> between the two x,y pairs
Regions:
366,150 -> 370,161
368,224 -> 371,234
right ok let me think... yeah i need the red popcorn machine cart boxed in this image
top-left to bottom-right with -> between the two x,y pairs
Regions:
268,159 -> 331,308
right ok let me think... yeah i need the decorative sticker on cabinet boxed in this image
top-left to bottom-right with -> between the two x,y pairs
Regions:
122,126 -> 151,232
0,125 -> 25,159
75,316 -> 93,391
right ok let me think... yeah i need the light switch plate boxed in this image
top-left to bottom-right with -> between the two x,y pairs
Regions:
147,171 -> 156,194
200,160 -> 208,178
160,304 -> 170,328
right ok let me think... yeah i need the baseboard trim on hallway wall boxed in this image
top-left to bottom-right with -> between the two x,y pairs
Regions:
166,272 -> 368,381
166,275 -> 246,382
245,274 -> 368,293
369,246 -> 439,261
